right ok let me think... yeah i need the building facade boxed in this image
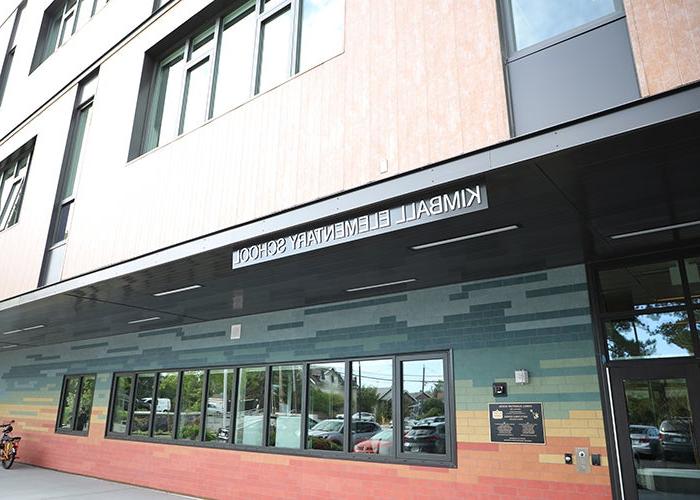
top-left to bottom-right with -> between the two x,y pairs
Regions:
0,1 -> 699,498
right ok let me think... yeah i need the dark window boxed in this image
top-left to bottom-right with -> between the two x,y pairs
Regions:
0,142 -> 34,232
0,2 -> 25,107
107,352 -> 453,465
56,374 -> 95,434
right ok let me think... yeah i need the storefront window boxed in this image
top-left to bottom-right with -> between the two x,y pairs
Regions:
177,370 -> 204,440
109,375 -> 132,433
153,372 -> 177,438
307,362 -> 345,451
401,358 -> 446,455
268,364 -> 303,448
130,373 -> 155,436
350,359 -> 391,451
235,366 -> 266,446
57,377 -> 80,430
205,368 -> 233,442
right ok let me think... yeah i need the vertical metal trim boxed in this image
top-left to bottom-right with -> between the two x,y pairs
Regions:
300,363 -> 309,449
343,360 -> 351,453
262,365 -> 271,447
71,376 -> 84,432
172,371 -> 183,439
176,41 -> 191,135
126,374 -> 136,435
147,373 -> 158,438
54,376 -> 69,432
494,0 -> 516,138
207,16 -> 224,119
392,356 -> 401,459
200,369 -> 210,442
290,0 -> 301,75
232,368 -> 241,444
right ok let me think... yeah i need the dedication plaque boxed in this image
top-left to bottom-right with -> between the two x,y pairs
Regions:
489,402 -> 545,444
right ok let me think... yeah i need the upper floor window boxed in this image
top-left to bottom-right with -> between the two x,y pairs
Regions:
0,1 -> 26,107
0,142 -> 33,232
503,0 -> 623,55
134,0 -> 344,157
32,0 -> 109,70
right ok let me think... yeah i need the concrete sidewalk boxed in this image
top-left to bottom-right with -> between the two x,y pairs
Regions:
0,463 -> 197,499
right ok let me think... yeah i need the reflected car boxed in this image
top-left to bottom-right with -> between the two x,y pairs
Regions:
629,425 -> 661,458
308,419 -> 382,447
353,429 -> 393,455
403,423 -> 446,454
352,412 -> 376,422
416,416 -> 445,426
659,419 -> 694,461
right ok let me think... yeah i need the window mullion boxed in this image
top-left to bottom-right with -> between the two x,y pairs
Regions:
125,374 -> 136,435
262,365 -> 271,447
176,42 -> 191,135
227,368 -> 238,445
343,360 -> 351,453
206,17 -> 223,120
148,373 -> 158,438
289,0 -> 301,76
299,363 -> 309,449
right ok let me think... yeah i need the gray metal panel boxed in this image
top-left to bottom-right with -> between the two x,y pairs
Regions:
508,18 -> 640,136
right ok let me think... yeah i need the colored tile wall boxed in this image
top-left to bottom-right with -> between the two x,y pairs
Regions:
0,264 -> 612,499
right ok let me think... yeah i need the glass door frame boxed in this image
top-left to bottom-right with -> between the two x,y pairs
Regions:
588,247 -> 700,499
608,359 -> 700,499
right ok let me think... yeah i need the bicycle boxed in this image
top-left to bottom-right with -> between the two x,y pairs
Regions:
1,420 -> 21,470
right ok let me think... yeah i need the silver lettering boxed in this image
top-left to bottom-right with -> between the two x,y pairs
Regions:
429,195 -> 443,215
466,185 -> 481,207
378,209 -> 391,228
443,191 -> 460,212
416,200 -> 431,219
344,218 -> 358,237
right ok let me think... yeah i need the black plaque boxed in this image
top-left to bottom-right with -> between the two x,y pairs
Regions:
489,402 -> 545,444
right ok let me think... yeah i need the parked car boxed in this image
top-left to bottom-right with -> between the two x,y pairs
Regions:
415,416 -> 445,426
403,423 -> 446,454
353,429 -> 393,455
352,412 -> 376,422
141,397 -> 171,413
659,419 -> 694,461
308,419 -> 382,448
629,425 -> 661,458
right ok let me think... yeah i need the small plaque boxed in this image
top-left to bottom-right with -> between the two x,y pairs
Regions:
489,402 -> 545,444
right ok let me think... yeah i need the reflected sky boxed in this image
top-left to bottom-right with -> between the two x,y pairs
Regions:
299,0 -> 344,72
511,0 -> 616,50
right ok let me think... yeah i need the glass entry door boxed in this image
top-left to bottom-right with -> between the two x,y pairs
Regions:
610,361 -> 700,499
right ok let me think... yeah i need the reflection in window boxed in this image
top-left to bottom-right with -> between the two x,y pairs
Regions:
307,362 -> 345,451
268,365 -> 303,448
599,260 -> 686,314
110,376 -> 132,433
685,257 -> 700,304
350,359 -> 392,449
130,374 -> 155,436
213,8 -> 256,116
606,312 -> 693,360
205,369 -> 233,442
146,51 -> 185,150
235,366 -> 266,446
401,359 -> 446,454
623,377 -> 700,496
0,149 -> 32,232
153,372 -> 177,438
58,377 -> 80,430
509,0 -> 618,52
298,0 -> 344,72
257,8 -> 293,93
177,370 -> 204,440
56,375 -> 96,434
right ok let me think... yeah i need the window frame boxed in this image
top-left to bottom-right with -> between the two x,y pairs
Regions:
54,373 -> 96,436
0,141 -> 34,233
500,0 -> 626,62
135,0 -> 344,157
105,351 -> 455,467
591,250 -> 700,364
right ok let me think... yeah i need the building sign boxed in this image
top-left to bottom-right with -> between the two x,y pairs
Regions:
232,184 -> 488,269
489,402 -> 545,444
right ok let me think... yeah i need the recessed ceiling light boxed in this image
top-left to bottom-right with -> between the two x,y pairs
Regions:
2,324 -> 45,335
153,284 -> 202,297
127,316 -> 161,325
0,344 -> 18,349
346,279 -> 417,293
411,225 -> 520,250
609,220 -> 700,240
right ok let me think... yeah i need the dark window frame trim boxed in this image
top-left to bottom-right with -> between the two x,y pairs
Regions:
104,350 -> 456,468
54,373 -> 96,436
0,137 -> 35,233
499,0 -> 626,62
590,248 -> 700,366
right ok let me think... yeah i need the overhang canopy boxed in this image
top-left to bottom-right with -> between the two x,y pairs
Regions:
1,85 -> 699,350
